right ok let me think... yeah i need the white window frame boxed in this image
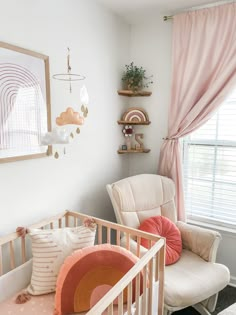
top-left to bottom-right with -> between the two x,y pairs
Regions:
183,94 -> 236,230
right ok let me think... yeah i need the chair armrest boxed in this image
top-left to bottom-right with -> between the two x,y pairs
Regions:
176,221 -> 221,262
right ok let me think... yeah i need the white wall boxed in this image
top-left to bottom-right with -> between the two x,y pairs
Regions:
128,14 -> 236,285
127,15 -> 172,176
0,0 -> 130,235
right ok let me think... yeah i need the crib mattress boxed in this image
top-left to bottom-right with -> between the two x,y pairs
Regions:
0,292 -> 55,315
0,291 -> 130,315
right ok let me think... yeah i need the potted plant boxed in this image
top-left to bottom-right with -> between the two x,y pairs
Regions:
122,62 -> 153,92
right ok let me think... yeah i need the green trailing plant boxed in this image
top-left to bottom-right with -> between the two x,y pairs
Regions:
122,62 -> 153,91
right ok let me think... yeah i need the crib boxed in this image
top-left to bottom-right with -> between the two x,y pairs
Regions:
0,210 -> 165,315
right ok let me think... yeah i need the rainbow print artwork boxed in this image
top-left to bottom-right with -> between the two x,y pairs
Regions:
54,244 -> 142,315
0,63 -> 47,152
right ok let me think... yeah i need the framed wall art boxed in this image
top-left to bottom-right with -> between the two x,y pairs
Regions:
0,42 -> 51,163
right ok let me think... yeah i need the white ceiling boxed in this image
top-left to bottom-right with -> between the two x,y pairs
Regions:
98,0 -> 220,23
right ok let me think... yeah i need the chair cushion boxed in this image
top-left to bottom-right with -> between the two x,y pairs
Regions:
111,174 -> 177,229
138,216 -> 182,265
165,249 -> 230,308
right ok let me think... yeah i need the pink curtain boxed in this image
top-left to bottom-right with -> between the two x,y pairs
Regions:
158,3 -> 236,221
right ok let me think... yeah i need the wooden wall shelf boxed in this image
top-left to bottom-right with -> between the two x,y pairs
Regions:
118,149 -> 151,154
117,120 -> 151,125
117,90 -> 152,97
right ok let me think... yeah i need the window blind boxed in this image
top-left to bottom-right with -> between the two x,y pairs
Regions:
183,89 -> 236,229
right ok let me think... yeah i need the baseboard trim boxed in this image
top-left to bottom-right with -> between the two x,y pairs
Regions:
229,276 -> 236,287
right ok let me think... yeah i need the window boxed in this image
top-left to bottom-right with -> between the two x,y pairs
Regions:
183,89 -> 236,229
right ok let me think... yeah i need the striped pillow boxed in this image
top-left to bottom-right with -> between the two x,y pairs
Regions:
27,224 -> 96,295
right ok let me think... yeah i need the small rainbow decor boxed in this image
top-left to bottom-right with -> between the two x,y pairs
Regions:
54,244 -> 142,315
121,107 -> 149,123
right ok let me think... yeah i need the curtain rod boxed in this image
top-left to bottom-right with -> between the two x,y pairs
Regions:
163,0 -> 235,21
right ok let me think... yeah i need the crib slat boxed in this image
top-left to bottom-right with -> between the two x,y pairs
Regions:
142,265 -> 148,315
137,236 -> 141,258
65,215 -> 69,227
98,224 -> 102,244
155,252 -> 159,282
158,244 -> 165,315
107,303 -> 113,315
126,233 -> 130,251
118,292 -> 123,315
148,258 -> 154,315
148,239 -> 152,249
58,218 -> 62,228
116,230 -> 121,246
0,246 -> 3,276
21,237 -> 26,263
127,282 -> 132,315
135,273 -> 140,315
107,227 -> 111,244
74,216 -> 77,227
50,222 -> 54,229
9,241 -> 15,270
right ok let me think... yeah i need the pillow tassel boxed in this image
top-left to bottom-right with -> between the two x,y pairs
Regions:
15,292 -> 31,304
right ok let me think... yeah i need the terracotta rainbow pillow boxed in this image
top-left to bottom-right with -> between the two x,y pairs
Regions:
138,216 -> 182,265
54,244 -> 142,315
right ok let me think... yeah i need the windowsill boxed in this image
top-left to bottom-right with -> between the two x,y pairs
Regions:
187,219 -> 236,235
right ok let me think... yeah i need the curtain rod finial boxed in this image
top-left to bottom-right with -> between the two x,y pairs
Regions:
163,15 -> 173,21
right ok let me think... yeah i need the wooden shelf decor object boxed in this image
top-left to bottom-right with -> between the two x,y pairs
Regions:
117,90 -> 152,97
117,120 -> 150,125
118,149 -> 151,154
120,107 -> 150,125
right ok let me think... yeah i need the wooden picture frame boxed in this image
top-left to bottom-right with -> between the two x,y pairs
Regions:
0,42 -> 52,163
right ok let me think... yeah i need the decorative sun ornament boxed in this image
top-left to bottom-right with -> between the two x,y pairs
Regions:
122,125 -> 133,137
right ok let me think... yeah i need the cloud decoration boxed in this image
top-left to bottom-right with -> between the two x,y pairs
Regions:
80,85 -> 89,105
56,107 -> 84,126
41,128 -> 71,145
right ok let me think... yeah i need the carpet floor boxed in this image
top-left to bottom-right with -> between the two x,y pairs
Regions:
172,286 -> 236,315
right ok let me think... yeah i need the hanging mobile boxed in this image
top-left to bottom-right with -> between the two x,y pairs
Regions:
52,48 -> 85,93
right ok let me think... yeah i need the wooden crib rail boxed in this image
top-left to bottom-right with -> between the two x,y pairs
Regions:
0,211 -> 67,246
0,211 -> 67,275
87,239 -> 165,315
66,210 -> 162,244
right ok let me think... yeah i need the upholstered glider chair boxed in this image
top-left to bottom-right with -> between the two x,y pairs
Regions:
106,174 -> 230,315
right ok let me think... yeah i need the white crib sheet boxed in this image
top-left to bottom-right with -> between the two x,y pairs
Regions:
0,292 -> 132,315
0,292 -> 55,315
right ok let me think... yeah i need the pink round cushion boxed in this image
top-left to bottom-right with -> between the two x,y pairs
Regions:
138,216 -> 182,265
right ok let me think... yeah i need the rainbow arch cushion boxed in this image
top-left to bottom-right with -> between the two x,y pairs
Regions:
54,244 -> 142,315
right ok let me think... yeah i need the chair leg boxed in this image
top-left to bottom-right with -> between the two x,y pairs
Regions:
163,308 -> 172,315
193,303 -> 212,315
206,293 -> 218,312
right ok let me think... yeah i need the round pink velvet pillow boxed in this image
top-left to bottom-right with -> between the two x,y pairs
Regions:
138,216 -> 182,265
